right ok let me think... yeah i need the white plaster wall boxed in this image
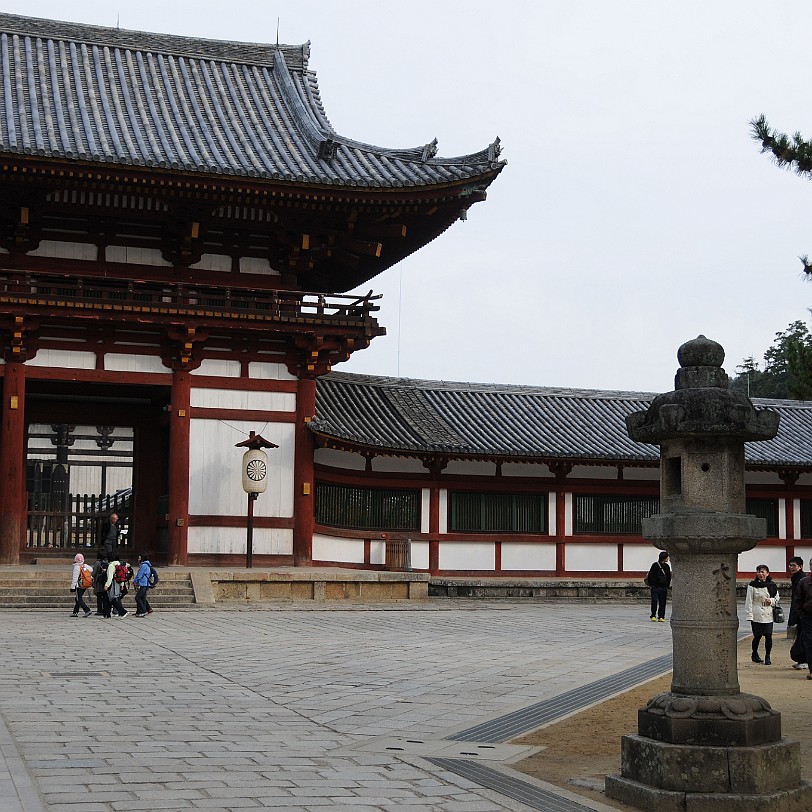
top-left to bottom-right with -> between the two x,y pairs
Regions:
571,465 -> 618,480
565,543 -> 617,572
502,462 -> 554,478
421,489 -> 430,534
622,468 -> 659,481
188,527 -> 292,555
778,498 -> 786,540
104,353 -> 168,373
548,493 -> 557,535
29,240 -> 97,260
106,245 -> 172,266
623,544 -> 663,572
27,350 -> 95,369
745,471 -> 782,485
443,460 -> 497,476
313,448 -> 366,470
501,542 -> 556,571
564,493 -> 573,535
372,457 -> 426,473
794,546 -> 812,565
191,388 -> 295,412
189,419 -> 294,517
191,359 -> 241,378
440,542 -> 495,570
249,362 -> 296,380
439,489 -> 448,534
797,474 -> 812,487
191,253 -> 231,272
794,499 -> 801,540
411,540 -> 429,570
739,546 -> 787,575
370,540 -> 385,565
312,534 -> 364,564
240,257 -> 280,276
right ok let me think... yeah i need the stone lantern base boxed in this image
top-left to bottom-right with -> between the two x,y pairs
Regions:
606,735 -> 812,811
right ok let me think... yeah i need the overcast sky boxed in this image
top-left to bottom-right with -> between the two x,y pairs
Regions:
5,0 -> 812,395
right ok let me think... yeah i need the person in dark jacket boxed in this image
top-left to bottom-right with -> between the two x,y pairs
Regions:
647,551 -> 671,622
792,565 -> 812,680
92,555 -> 111,617
99,512 -> 120,559
788,557 -> 807,669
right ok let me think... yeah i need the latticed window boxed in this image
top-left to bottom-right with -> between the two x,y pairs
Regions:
449,492 -> 548,533
800,500 -> 812,539
315,483 -> 420,530
574,494 -> 659,535
746,497 -> 779,538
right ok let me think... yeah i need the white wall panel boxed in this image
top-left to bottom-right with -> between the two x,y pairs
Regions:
565,543 -> 617,572
314,448 -> 366,470
191,253 -> 231,272
439,489 -> 448,534
27,349 -> 95,369
623,544 -> 663,572
794,499 -> 802,540
312,534 -> 364,563
571,465 -> 617,480
29,240 -> 97,260
106,245 -> 172,266
501,543 -> 556,571
188,527 -> 292,555
439,542 -> 494,570
564,493 -> 573,535
191,388 -> 295,411
548,493 -> 557,536
794,546 -> 812,565
411,540 -> 429,570
745,471 -> 781,485
739,546 -> 787,575
503,462 -> 553,478
421,489 -> 430,534
444,460 -> 496,476
623,468 -> 659,481
779,498 -> 786,540
192,359 -> 241,378
370,540 -> 385,565
104,353 -> 168,373
249,362 -> 296,380
240,257 -> 280,276
189,419 -> 294,517
372,457 -> 426,473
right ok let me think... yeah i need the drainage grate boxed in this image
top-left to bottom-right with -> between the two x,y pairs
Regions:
448,652 -> 673,743
427,758 -> 605,812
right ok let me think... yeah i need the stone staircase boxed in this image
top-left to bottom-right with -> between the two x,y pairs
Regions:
0,565 -> 197,610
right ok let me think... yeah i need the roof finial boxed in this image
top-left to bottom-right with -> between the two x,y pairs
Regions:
276,17 -> 280,47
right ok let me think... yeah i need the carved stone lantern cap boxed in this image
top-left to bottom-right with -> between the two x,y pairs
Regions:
625,335 -> 779,443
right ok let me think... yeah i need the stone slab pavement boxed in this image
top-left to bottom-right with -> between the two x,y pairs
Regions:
0,601 -> 675,811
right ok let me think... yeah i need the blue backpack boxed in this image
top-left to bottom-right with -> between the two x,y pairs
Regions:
147,564 -> 159,588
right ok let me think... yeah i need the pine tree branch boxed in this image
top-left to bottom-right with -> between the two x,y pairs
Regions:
751,114 -> 812,175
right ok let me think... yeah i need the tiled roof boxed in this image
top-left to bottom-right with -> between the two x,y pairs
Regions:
312,372 -> 812,467
0,13 -> 504,188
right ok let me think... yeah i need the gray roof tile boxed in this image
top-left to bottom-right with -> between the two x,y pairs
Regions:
0,13 -> 504,188
312,372 -> 812,467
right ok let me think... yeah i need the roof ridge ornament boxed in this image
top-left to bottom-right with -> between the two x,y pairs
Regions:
318,136 -> 338,162
421,138 -> 438,162
488,137 -> 501,163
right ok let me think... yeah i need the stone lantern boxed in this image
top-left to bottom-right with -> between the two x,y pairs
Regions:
606,336 -> 812,810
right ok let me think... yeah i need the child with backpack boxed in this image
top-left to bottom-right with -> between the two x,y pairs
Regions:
133,553 -> 158,617
69,553 -> 93,617
104,559 -> 130,618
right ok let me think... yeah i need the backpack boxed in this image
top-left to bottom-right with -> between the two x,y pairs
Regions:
114,563 -> 130,584
147,565 -> 159,588
78,565 -> 93,589
643,574 -> 650,587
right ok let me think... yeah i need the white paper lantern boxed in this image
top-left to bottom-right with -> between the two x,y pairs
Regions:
241,448 -> 268,493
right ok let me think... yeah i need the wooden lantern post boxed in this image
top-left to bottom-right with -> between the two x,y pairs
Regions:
235,431 -> 278,569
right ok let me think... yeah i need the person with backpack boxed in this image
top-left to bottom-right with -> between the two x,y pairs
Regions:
646,551 -> 672,622
133,553 -> 157,617
104,558 -> 129,618
92,555 -> 110,617
69,553 -> 93,617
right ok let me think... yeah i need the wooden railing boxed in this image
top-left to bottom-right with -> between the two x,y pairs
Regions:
0,273 -> 382,326
27,491 -> 131,550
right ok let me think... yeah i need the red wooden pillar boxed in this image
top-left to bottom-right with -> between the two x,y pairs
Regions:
0,361 -> 25,564
555,489 -> 567,575
293,377 -> 316,566
428,486 -> 440,574
167,369 -> 190,566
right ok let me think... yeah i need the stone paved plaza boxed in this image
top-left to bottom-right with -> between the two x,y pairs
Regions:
0,602 -> 674,811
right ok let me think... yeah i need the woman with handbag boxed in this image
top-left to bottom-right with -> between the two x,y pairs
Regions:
744,565 -> 780,665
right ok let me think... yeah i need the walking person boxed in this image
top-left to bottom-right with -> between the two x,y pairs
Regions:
793,561 -> 812,680
105,558 -> 129,618
99,512 -> 121,560
69,553 -> 92,617
92,555 -> 110,617
745,564 -> 780,665
133,554 -> 154,617
647,551 -> 671,622
788,557 -> 807,670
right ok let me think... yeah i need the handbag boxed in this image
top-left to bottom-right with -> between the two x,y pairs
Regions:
773,605 -> 785,623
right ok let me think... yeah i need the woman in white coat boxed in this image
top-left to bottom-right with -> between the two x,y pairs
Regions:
744,564 -> 780,665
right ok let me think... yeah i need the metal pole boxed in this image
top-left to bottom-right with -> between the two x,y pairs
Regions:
246,492 -> 256,569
